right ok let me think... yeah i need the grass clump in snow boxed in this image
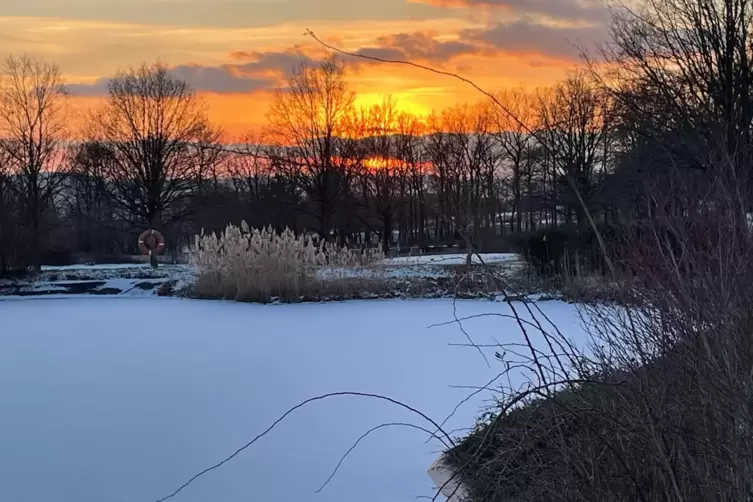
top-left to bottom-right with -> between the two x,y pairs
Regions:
189,222 -> 385,303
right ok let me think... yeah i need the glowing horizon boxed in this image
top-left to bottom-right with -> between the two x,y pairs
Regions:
5,0 -> 610,138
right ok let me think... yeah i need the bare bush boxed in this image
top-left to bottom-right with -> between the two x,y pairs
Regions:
437,168 -> 753,502
189,222 -> 384,302
366,0 -> 753,492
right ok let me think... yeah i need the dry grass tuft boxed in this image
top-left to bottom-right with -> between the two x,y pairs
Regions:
189,222 -> 385,303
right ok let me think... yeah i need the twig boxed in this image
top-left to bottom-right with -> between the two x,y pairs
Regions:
152,391 -> 453,502
430,312 -> 553,336
316,422 -> 449,493
451,293 -> 491,367
424,371 -> 506,444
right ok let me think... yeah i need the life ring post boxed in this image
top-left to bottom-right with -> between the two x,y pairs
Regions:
138,229 -> 165,269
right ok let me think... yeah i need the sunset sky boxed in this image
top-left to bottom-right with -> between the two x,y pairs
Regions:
2,0 -> 611,137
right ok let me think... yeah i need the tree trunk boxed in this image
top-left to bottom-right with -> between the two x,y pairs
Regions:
382,211 -> 392,254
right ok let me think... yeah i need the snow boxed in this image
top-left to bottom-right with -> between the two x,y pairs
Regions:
2,265 -> 196,298
384,253 -> 521,266
40,263 -> 155,271
39,254 -> 523,270
25,256 -> 524,297
0,278 -> 174,299
316,265 -> 449,280
0,297 -> 587,502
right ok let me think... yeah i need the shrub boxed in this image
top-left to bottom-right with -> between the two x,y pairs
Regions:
444,367 -> 673,502
513,225 -> 615,278
40,245 -> 73,267
0,205 -> 32,277
440,178 -> 753,502
189,222 -> 385,303
445,382 -> 627,502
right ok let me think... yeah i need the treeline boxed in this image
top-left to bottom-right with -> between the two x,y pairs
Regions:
0,58 -> 621,275
1,0 -> 742,275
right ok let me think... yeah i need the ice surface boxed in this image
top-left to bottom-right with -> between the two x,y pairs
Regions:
0,297 -> 586,502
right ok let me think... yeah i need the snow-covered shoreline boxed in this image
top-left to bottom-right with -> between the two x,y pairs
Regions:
1,254 -> 527,301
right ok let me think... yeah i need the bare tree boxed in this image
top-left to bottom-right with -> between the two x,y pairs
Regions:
600,0 -> 753,190
223,138 -> 298,231
266,55 -> 358,239
356,96 -> 404,253
0,55 -> 69,271
0,145 -> 24,275
90,62 -> 221,235
228,138 -> 272,202
67,141 -> 120,257
494,88 -> 537,233
394,112 -> 429,247
538,72 -> 613,226
427,103 -> 499,245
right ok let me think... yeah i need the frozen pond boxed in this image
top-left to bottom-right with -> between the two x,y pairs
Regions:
0,297 -> 586,502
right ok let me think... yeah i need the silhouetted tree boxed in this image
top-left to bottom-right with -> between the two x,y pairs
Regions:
90,62 -> 221,235
0,55 -> 68,271
495,88 -> 537,232
66,141 -> 121,256
266,56 -> 359,239
538,72 -> 613,225
600,0 -> 753,196
357,97 -> 404,252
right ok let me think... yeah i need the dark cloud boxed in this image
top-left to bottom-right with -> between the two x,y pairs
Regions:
343,23 -> 604,67
66,49 -> 317,96
66,66 -> 273,96
351,32 -> 479,65
170,64 -> 274,93
463,19 -> 609,61
66,79 -> 111,97
411,0 -> 609,24
231,48 -> 318,78
351,46 -> 407,61
345,23 -> 606,66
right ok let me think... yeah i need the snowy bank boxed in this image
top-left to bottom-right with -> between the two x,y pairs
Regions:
384,253 -> 522,266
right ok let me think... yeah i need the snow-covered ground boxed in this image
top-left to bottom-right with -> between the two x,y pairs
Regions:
316,253 -> 526,281
40,263 -> 158,271
383,253 -> 521,266
0,264 -> 196,298
2,254 -> 527,298
0,297 -> 586,502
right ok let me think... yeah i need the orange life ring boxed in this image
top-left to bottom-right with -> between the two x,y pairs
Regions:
138,229 -> 165,255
